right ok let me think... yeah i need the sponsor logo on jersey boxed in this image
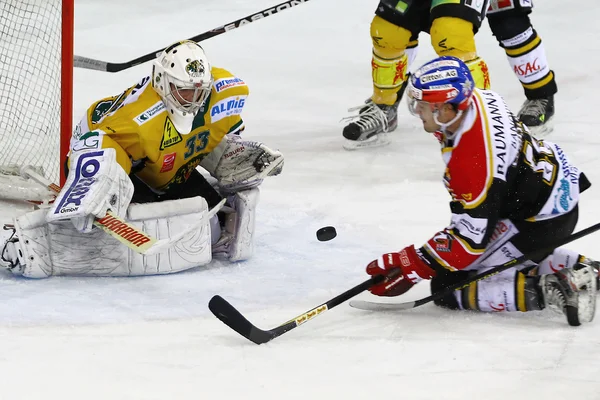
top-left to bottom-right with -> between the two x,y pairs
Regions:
160,118 -> 183,150
53,150 -> 104,215
210,95 -> 247,123
500,245 -> 517,260
552,178 -> 573,214
72,130 -> 103,152
214,77 -> 245,93
134,101 -> 166,125
91,100 -> 114,124
160,152 -> 176,173
489,221 -> 509,242
433,232 -> 453,253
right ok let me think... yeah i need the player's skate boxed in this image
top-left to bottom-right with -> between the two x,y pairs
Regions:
518,96 -> 554,136
341,81 -> 408,150
580,256 -> 600,289
539,262 -> 596,326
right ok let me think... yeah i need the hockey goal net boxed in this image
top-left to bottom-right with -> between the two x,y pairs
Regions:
0,0 -> 73,187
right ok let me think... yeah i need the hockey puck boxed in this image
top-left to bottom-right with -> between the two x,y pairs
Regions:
316,226 -> 337,242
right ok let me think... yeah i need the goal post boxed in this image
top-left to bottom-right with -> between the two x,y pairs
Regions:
61,0 -> 74,186
0,0 -> 74,186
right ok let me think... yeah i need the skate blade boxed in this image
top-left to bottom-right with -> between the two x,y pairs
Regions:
342,133 -> 390,150
578,265 -> 597,323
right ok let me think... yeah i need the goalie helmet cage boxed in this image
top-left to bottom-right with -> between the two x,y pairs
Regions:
0,0 -> 74,186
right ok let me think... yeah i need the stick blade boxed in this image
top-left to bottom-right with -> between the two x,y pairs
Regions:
349,299 -> 416,311
208,295 -> 274,344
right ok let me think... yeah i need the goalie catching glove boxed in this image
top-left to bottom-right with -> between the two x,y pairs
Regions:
366,245 -> 436,296
200,134 -> 284,193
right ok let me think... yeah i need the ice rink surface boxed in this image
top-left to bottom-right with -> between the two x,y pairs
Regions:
1,0 -> 600,399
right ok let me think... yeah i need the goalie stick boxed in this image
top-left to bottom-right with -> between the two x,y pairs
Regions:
350,221 -> 600,311
74,0 -> 311,73
209,274 -> 385,344
21,166 -> 225,256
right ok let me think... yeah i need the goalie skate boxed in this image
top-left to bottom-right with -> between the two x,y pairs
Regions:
518,96 -> 554,136
539,262 -> 596,326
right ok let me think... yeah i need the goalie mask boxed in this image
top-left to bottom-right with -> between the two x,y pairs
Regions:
152,40 -> 213,134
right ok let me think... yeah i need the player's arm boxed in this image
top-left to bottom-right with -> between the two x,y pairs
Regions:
419,182 -> 505,273
364,158 -> 506,297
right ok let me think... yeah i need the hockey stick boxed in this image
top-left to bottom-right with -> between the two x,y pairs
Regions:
21,166 -> 224,256
350,221 -> 600,311
74,0 -> 311,73
208,274 -> 386,344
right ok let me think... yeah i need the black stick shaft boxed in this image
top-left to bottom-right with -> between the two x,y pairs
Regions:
209,274 -> 384,344
74,0 -> 311,72
276,274 -> 384,332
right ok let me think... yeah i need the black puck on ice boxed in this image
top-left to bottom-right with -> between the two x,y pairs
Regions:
316,226 -> 337,242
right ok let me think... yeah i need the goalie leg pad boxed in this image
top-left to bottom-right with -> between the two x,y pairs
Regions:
212,187 -> 259,262
5,197 -> 212,277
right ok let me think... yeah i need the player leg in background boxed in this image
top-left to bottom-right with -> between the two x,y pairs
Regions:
430,208 -> 597,325
341,0 -> 423,150
487,1 -> 556,135
429,0 -> 491,90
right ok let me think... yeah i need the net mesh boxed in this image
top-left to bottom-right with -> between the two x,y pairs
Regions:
0,0 -> 62,183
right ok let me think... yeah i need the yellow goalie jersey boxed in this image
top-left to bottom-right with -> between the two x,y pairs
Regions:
70,67 -> 248,192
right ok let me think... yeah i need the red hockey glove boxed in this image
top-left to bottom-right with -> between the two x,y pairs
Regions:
366,245 -> 436,297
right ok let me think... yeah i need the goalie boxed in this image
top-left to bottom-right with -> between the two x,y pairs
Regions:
0,40 -> 284,278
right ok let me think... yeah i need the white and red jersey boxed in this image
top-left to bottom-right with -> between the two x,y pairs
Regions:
419,88 -> 584,272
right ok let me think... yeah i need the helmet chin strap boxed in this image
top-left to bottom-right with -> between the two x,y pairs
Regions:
433,109 -> 463,134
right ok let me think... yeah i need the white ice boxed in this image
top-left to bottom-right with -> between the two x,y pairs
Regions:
1,0 -> 599,399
